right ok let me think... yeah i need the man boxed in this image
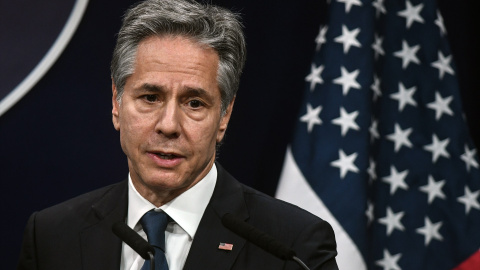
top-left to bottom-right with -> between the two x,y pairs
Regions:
17,0 -> 338,269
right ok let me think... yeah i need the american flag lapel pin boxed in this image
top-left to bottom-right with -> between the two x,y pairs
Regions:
218,242 -> 233,251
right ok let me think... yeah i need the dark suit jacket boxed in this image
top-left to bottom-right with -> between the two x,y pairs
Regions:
17,163 -> 338,269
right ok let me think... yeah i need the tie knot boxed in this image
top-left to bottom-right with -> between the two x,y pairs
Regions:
140,210 -> 169,251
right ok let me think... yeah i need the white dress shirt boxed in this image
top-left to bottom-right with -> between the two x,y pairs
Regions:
120,164 -> 217,270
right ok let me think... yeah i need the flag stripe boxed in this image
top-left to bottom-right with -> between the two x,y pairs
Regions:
453,250 -> 480,270
276,146 -> 366,270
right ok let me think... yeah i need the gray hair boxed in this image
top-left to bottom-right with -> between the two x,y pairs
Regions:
111,0 -> 246,115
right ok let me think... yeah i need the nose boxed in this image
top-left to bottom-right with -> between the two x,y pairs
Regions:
155,100 -> 181,138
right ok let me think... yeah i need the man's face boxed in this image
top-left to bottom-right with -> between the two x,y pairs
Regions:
112,35 -> 234,205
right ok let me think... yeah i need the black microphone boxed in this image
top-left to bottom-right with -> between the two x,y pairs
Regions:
112,221 -> 155,260
221,213 -> 310,270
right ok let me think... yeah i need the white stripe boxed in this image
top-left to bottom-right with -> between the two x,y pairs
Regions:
0,0 -> 90,116
276,146 -> 366,270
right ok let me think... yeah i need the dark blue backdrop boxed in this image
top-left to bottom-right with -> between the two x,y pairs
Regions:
1,1 -> 477,268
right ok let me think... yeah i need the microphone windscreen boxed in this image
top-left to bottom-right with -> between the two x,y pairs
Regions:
221,213 -> 296,260
112,221 -> 155,260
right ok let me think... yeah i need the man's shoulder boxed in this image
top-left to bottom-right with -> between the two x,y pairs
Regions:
241,183 -> 320,223
219,170 -> 337,265
36,181 -> 127,221
237,183 -> 338,270
216,163 -> 321,224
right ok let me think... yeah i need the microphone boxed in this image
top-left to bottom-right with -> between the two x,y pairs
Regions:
112,221 -> 155,261
221,213 -> 310,270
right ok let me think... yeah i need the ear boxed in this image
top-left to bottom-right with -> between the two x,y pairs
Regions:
112,81 -> 121,131
216,97 -> 235,143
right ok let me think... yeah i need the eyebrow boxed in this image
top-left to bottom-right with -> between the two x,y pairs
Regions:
184,87 -> 211,98
138,83 -> 164,93
138,83 -> 214,100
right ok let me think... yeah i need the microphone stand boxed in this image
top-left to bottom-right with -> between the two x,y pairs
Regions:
147,251 -> 155,270
292,256 -> 311,270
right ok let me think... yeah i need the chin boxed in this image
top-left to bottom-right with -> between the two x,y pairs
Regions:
144,173 -> 187,190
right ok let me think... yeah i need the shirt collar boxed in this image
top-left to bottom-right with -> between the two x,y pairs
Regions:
127,164 -> 217,240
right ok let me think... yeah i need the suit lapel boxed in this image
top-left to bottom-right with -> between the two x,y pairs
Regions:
80,165 -> 248,269
183,163 -> 249,270
79,181 -> 128,270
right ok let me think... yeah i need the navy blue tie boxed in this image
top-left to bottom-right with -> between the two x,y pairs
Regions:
140,210 -> 169,270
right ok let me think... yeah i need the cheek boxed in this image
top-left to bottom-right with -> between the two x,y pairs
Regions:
190,120 -> 220,148
119,110 -> 152,146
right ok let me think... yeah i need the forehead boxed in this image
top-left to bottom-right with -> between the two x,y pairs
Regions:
134,35 -> 219,78
125,35 -> 221,99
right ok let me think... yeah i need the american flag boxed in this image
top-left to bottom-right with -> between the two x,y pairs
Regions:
276,0 -> 480,269
218,242 -> 234,251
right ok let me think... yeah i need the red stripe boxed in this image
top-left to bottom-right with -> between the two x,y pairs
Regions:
453,250 -> 480,270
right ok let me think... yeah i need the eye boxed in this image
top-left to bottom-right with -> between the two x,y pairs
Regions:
188,99 -> 204,108
143,95 -> 157,102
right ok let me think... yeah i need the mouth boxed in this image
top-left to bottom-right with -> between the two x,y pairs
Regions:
155,152 -> 178,160
149,150 -> 183,160
147,151 -> 184,167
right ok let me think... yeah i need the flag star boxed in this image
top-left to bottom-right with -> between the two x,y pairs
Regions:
378,207 -> 405,235
375,249 -> 402,270
300,103 -> 322,133
305,64 -> 325,91
416,217 -> 443,246
330,149 -> 359,179
372,0 -> 386,17
461,145 -> 479,172
431,51 -> 455,79
367,158 -> 377,182
383,166 -> 409,195
435,10 -> 447,35
457,186 -> 480,214
423,134 -> 450,163
366,201 -> 374,225
427,92 -> 453,120
332,107 -> 360,136
386,123 -> 413,152
372,34 -> 385,59
390,82 -> 417,112
333,66 -> 361,95
337,0 -> 362,13
397,0 -> 424,28
371,74 -> 382,101
369,118 -> 380,143
419,175 -> 446,204
394,40 -> 421,69
334,25 -> 362,53
315,26 -> 328,50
